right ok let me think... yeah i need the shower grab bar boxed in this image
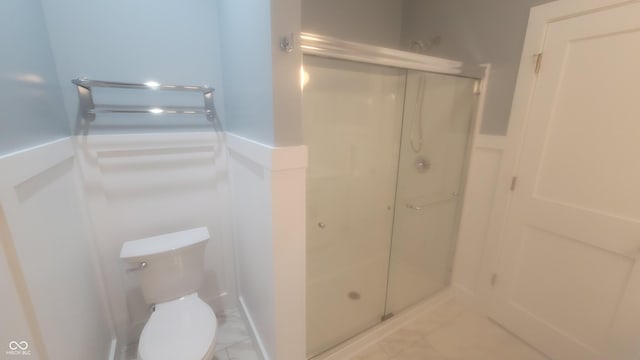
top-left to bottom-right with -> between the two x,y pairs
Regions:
406,192 -> 458,211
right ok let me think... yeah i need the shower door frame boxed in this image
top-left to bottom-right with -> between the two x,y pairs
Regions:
301,32 -> 489,358
300,32 -> 485,80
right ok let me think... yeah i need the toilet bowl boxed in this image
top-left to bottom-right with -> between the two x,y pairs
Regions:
120,227 -> 217,360
138,293 -> 217,360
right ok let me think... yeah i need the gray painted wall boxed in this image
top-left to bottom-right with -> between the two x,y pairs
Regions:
302,0 -> 404,48
0,0 -> 69,155
402,0 -> 555,135
40,0 -> 228,136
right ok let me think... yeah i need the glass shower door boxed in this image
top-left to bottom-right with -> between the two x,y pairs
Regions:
385,70 -> 476,315
303,55 -> 406,357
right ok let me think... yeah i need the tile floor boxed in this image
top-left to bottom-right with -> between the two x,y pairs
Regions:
126,308 -> 260,360
348,300 -> 550,360
212,309 -> 260,360
127,300 -> 544,360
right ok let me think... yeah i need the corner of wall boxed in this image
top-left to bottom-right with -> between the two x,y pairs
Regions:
226,133 -> 307,360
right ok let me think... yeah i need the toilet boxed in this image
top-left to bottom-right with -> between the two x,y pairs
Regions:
120,227 -> 217,360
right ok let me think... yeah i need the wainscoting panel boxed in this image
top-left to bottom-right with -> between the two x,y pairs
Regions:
452,135 -> 507,308
226,133 -> 307,360
74,132 -> 237,347
0,138 -> 113,360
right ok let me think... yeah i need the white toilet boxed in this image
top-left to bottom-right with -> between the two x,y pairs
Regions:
120,227 -> 217,360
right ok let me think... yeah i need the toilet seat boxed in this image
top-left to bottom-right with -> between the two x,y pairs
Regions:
138,293 -> 217,360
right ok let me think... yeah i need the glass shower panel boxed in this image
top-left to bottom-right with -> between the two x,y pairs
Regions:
303,55 -> 406,357
385,71 -> 476,315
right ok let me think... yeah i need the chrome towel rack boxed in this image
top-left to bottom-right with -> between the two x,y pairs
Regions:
72,77 -> 216,122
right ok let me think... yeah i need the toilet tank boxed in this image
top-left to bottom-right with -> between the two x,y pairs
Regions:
120,227 -> 209,304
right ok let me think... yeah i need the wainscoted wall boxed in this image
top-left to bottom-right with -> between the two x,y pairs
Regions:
73,132 -> 237,349
453,134 -> 507,309
0,131 -> 306,360
0,138 -> 113,360
226,133 -> 307,360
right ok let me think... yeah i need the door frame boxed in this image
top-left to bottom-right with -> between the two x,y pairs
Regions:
483,0 -> 640,313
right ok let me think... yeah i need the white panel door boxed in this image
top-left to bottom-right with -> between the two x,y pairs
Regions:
493,3 -> 640,360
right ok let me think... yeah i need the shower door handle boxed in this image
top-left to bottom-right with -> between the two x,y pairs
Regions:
405,192 -> 458,211
406,203 -> 427,211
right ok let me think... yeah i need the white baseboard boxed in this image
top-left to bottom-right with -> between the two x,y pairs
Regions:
238,296 -> 269,360
108,338 -> 117,360
451,284 -> 486,315
311,288 -> 454,360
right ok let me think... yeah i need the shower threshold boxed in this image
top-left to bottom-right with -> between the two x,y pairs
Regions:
309,288 -> 454,360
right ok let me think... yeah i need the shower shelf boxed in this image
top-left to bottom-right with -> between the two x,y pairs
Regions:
71,77 -> 216,122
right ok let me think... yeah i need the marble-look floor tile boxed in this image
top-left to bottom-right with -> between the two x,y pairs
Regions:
333,300 -> 548,360
216,309 -> 251,350
123,343 -> 138,360
213,349 -> 230,360
350,343 -> 390,360
390,340 -> 452,360
425,311 -> 515,359
485,336 -> 550,360
402,300 -> 466,337
226,340 -> 261,360
377,327 -> 425,357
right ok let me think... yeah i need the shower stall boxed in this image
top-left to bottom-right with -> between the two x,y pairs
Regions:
301,34 -> 482,357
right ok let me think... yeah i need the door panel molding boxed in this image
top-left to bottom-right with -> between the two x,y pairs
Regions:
488,1 -> 640,359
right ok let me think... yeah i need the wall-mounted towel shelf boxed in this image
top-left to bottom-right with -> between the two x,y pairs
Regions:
72,77 -> 216,122
89,105 -> 210,115
72,78 -> 214,93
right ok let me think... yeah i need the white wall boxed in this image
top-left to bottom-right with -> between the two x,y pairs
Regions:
401,0 -> 554,135
302,0 -> 404,48
226,134 -> 307,360
0,139 -> 113,360
73,132 -> 236,351
453,135 -> 507,310
219,1 -> 306,359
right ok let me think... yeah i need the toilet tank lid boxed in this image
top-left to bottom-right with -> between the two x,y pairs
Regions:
120,227 -> 210,260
